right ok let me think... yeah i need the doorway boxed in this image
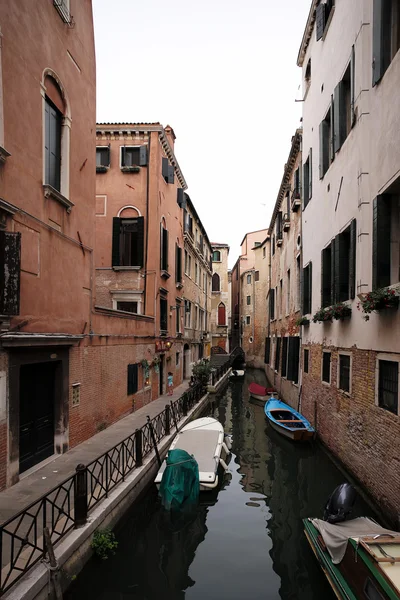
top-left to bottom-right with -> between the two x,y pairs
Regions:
159,354 -> 165,395
19,362 -> 57,473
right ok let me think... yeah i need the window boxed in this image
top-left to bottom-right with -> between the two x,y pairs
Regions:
246,316 -> 251,325
304,348 -> 309,373
305,58 -> 311,90
162,157 -> 174,183
287,337 -> 300,383
270,288 -> 275,320
212,273 -> 220,292
339,354 -> 351,393
316,0 -> 335,41
373,0 -> 400,86
281,337 -> 288,377
112,217 -> 144,267
117,301 -> 138,313
334,60 -> 353,153
246,295 -> 251,306
176,305 -> 182,334
378,360 -> 399,414
194,306 -> 198,330
322,220 -> 356,304
199,309 -> 204,331
322,352 -> 331,384
218,303 -> 226,325
127,364 -> 139,395
195,262 -> 198,284
321,244 -> 333,308
303,150 -> 312,208
275,337 -> 281,372
276,212 -> 283,242
184,210 -> 193,237
120,146 -> 147,170
302,262 -> 312,315
372,192 -> 400,290
44,97 -> 62,191
319,103 -> 333,178
96,146 -> 110,172
53,0 -> 73,24
212,250 -> 221,262
175,244 -> 182,284
286,270 -> 291,315
296,255 -> 301,311
176,352 -> 180,366
247,274 -> 251,284
263,247 -> 266,258
185,300 -> 191,328
160,223 -> 169,272
160,297 -> 168,334
255,270 -> 260,281
272,235 -> 276,256
264,337 -> 271,364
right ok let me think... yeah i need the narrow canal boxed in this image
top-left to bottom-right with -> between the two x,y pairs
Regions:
66,369 -> 377,600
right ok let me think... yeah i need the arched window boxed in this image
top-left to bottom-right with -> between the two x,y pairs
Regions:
212,250 -> 221,262
218,302 -> 226,326
212,272 -> 220,292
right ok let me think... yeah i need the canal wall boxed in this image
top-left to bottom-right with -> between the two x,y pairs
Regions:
3,371 -> 231,600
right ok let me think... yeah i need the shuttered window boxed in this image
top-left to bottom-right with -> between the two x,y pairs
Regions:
316,2 -> 326,40
339,354 -> 351,393
319,103 -> 333,179
112,217 -> 144,268
378,359 -> 399,414
270,288 -> 275,320
255,270 -> 260,282
160,298 -> 168,333
175,245 -> 182,283
121,145 -> 147,168
161,226 -> 169,271
247,295 -> 251,306
372,0 -> 400,86
275,337 -> 281,372
372,196 -> 391,290
321,220 -> 356,306
44,98 -> 62,191
218,303 -> 226,325
0,231 -> 21,316
302,262 -> 312,315
96,146 -> 110,171
303,150 -> 312,208
303,348 -> 309,374
281,337 -> 288,377
127,363 -> 139,395
287,337 -> 300,383
212,273 -> 220,292
322,352 -> 331,384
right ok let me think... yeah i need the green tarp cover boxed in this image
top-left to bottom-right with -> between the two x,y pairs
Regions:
159,449 -> 199,511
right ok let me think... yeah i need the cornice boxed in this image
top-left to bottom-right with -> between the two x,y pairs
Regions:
297,0 -> 318,67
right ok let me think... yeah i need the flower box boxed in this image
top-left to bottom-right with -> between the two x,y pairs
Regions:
357,288 -> 399,321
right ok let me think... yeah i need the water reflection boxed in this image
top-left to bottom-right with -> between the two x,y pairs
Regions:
67,370 -> 377,600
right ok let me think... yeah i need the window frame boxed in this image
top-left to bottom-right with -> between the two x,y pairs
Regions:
212,272 -> 220,292
212,250 -> 221,262
338,352 -> 352,394
375,354 -> 400,416
322,350 -> 331,385
96,145 -> 110,171
246,295 -> 251,306
246,315 -> 251,325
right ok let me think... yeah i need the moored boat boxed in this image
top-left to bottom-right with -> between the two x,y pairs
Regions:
304,483 -> 400,599
264,398 -> 315,441
155,417 -> 231,493
248,382 -> 275,403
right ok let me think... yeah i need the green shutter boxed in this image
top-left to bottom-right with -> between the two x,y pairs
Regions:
350,45 -> 355,126
281,337 -> 288,377
334,234 -> 341,301
287,337 -> 300,383
372,0 -> 384,86
139,145 -> 147,166
329,96 -> 335,163
308,262 -> 312,315
134,217 -> 144,268
303,160 -> 309,208
112,217 -> 121,267
168,165 -> 174,184
330,238 -> 336,305
121,147 -> 127,167
372,196 -> 391,289
319,120 -> 329,178
316,2 -> 326,41
321,249 -> 325,308
309,148 -> 313,199
333,82 -> 345,152
127,364 -> 138,395
349,219 -> 356,299
162,157 -> 169,181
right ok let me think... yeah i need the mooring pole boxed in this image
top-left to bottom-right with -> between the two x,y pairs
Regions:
147,416 -> 161,466
43,527 -> 63,600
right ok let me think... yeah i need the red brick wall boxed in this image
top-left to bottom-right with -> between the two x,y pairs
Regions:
302,343 -> 400,525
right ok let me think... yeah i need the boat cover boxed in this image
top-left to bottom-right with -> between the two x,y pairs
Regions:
249,383 -> 268,396
159,449 -> 199,511
311,517 -> 400,564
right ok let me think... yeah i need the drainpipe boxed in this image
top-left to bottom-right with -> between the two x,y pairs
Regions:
252,268 -> 255,354
143,133 -> 151,316
267,236 -> 273,387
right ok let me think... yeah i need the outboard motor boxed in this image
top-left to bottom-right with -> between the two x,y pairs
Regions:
323,483 -> 356,524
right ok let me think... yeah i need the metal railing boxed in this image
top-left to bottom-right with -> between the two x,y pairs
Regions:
0,380 -> 209,595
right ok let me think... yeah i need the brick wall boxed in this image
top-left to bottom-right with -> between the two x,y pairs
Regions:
302,343 -> 400,525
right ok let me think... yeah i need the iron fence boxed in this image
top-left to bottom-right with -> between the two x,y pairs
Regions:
0,373 -> 226,595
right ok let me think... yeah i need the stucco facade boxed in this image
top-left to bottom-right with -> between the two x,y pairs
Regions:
299,0 -> 400,523
210,243 -> 230,353
247,237 -> 270,368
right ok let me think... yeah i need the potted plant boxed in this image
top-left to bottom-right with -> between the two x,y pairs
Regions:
312,307 -> 334,323
357,288 -> 399,321
296,316 -> 310,326
331,302 -> 352,320
151,355 -> 160,373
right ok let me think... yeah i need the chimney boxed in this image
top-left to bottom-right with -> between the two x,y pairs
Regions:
164,125 -> 176,149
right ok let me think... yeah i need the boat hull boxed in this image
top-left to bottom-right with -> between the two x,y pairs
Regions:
268,418 -> 315,441
264,398 -> 315,442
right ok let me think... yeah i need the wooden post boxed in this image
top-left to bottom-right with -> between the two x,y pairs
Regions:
43,527 -> 63,600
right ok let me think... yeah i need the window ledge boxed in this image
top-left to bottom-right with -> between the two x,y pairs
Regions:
283,222 -> 290,232
160,330 -> 168,337
121,166 -> 140,173
212,290 -> 221,294
113,266 -> 141,271
96,166 -> 109,173
339,389 -> 351,397
43,184 -> 74,213
0,146 -> 11,165
322,380 -> 331,387
161,270 -> 171,279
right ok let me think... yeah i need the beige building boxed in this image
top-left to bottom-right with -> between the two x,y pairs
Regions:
265,130 -> 302,407
247,236 -> 270,368
298,0 -> 400,523
182,195 -> 212,377
210,243 -> 230,353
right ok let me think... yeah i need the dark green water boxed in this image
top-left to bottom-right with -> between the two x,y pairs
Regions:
66,370 -> 377,600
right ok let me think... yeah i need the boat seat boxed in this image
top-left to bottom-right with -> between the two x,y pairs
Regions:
275,419 -> 304,423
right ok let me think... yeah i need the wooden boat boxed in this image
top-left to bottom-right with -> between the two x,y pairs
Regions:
248,382 -> 275,403
155,417 -> 231,491
304,517 -> 400,599
264,398 -> 315,441
229,369 -> 245,378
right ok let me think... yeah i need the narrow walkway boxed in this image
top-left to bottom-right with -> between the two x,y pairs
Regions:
0,381 -> 191,524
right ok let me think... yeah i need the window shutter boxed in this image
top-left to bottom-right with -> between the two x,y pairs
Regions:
309,148 -> 313,198
300,261 -> 304,314
139,145 -> 147,166
334,234 -> 341,301
168,165 -> 174,184
264,337 -> 271,364
121,147 -> 127,168
177,188 -> 185,207
330,237 -> 336,304
319,120 -> 329,179
329,96 -> 334,162
308,262 -> 312,314
255,270 -> 260,282
46,101 -> 62,191
303,160 -> 309,208
350,45 -> 355,126
0,231 -> 21,315
162,157 -> 169,181
135,216 -> 144,268
176,245 -> 182,283
321,249 -> 325,307
112,217 -> 121,267
349,219 -> 356,299
105,144 -> 111,167
333,82 -> 345,153
287,337 -> 300,383
338,232 -> 349,301
372,0 -> 384,86
372,196 -> 391,289
316,2 -> 326,41
162,228 -> 169,271
275,337 -> 281,372
281,337 -> 288,377
298,161 -> 302,200
127,363 -> 138,395
270,288 -> 275,320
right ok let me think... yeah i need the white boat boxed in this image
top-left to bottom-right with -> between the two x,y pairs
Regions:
155,417 -> 231,491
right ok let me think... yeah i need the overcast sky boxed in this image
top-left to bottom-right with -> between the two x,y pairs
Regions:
93,0 -> 311,267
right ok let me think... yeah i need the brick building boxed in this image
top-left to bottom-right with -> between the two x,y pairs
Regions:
298,0 -> 400,523
210,243 -> 230,353
182,195 -> 212,377
264,130 -> 303,407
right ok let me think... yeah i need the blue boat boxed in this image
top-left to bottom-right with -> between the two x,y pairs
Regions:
264,398 -> 315,441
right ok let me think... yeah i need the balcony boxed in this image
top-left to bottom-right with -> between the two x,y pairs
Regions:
291,190 -> 301,212
283,213 -> 290,231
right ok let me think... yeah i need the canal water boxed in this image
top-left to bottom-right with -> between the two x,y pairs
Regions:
66,369 -> 377,600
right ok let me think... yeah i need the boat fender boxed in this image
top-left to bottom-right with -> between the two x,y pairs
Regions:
323,483 -> 357,524
219,458 -> 229,472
